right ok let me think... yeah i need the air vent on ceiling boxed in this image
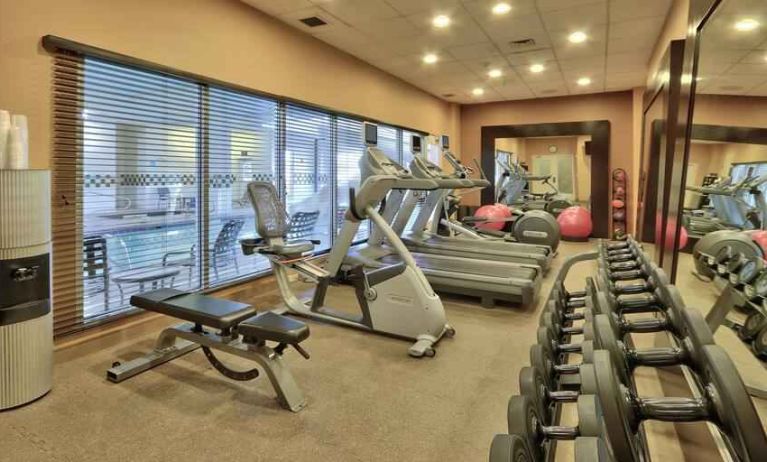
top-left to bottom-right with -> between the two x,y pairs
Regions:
442,93 -> 455,98
300,16 -> 327,27
540,89 -> 558,95
509,38 -> 536,48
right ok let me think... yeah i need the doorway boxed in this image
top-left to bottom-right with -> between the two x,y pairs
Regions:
531,154 -> 576,201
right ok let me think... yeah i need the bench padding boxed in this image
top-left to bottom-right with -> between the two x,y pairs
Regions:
131,289 -> 256,330
239,312 -> 310,345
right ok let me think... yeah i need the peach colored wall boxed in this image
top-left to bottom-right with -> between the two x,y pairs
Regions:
647,0 -> 689,86
0,0 -> 457,168
461,91 -> 635,229
692,95 -> 767,128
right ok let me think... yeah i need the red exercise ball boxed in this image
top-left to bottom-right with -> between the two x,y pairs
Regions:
661,219 -> 688,251
474,204 -> 506,231
611,199 -> 625,209
557,206 -> 592,239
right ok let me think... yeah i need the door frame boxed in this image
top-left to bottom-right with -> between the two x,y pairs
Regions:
481,121 -> 610,238
530,153 -> 577,200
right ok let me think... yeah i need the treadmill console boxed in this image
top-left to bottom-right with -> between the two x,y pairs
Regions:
441,135 -> 450,150
364,122 -> 378,146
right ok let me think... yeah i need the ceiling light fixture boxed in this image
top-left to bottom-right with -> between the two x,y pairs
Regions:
488,69 -> 503,78
423,53 -> 438,64
577,77 -> 591,86
734,18 -> 759,31
492,2 -> 512,15
472,87 -> 485,96
432,14 -> 451,28
568,31 -> 588,43
529,63 -> 545,73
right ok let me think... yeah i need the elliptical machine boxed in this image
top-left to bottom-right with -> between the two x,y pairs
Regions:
436,137 -> 560,250
241,124 -> 454,358
496,154 -> 573,217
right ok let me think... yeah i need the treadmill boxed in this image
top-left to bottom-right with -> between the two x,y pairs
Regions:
386,135 -> 553,271
344,124 -> 542,307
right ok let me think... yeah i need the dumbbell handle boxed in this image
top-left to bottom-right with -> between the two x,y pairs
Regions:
553,363 -> 581,375
568,290 -> 587,299
567,298 -> 587,309
564,311 -> 585,321
636,397 -> 710,422
541,425 -> 580,440
606,252 -> 636,262
627,347 -> 686,367
610,269 -> 645,280
609,260 -> 641,271
555,341 -> 582,354
623,317 -> 668,333
559,325 -> 583,336
545,389 -> 580,403
611,281 -> 650,295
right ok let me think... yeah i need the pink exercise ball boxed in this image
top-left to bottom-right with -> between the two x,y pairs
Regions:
475,204 -> 506,231
661,219 -> 688,251
611,199 -> 625,209
557,206 -> 592,239
751,230 -> 767,253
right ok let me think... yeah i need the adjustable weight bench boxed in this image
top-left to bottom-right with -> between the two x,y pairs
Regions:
106,288 -> 310,412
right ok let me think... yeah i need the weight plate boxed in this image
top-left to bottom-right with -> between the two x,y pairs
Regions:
593,315 -> 631,386
592,350 -> 642,462
507,394 -> 545,461
519,366 -> 553,424
579,363 -> 598,395
582,340 -> 595,363
727,253 -> 746,273
489,434 -> 533,462
699,345 -> 767,461
739,311 -> 766,341
530,344 -> 555,391
576,394 -> 603,437
575,437 -> 614,462
678,308 -> 714,365
656,284 -> 686,323
715,245 -> 732,265
751,325 -> 767,359
753,271 -> 767,298
536,327 -> 557,361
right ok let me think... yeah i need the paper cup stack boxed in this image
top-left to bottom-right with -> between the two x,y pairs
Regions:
0,110 -> 29,170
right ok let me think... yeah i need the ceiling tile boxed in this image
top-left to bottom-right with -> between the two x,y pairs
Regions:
492,82 -> 536,100
555,40 -> 606,60
536,0 -> 605,13
607,52 -> 648,74
725,62 -> 767,75
605,71 -> 647,89
557,56 -> 605,72
314,0 -> 401,25
404,10 -> 488,47
608,0 -> 672,23
505,48 -> 557,66
746,81 -> 767,97
699,14 -> 767,51
384,0 -> 462,16
358,17 -> 421,41
461,58 -> 514,77
242,0 -> 314,16
478,11 -> 550,45
540,2 -> 607,32
462,0 -> 538,21
740,50 -> 767,64
447,41 -> 503,60
277,6 -> 343,34
609,17 -> 665,41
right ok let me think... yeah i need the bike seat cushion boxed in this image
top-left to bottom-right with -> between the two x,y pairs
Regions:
130,289 -> 256,330
239,312 -> 310,344
271,241 -> 314,256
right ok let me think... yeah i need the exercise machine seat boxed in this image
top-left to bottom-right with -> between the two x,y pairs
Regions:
271,241 -> 314,256
130,289 -> 256,330
239,311 -> 310,345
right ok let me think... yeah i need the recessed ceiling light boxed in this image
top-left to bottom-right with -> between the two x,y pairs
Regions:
568,31 -> 588,43
529,63 -> 545,73
423,53 -> 438,64
432,15 -> 451,28
492,2 -> 512,15
734,18 -> 759,31
472,88 -> 485,96
488,68 -> 503,78
577,77 -> 591,86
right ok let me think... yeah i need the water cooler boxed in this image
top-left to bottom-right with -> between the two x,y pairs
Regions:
0,169 -> 53,410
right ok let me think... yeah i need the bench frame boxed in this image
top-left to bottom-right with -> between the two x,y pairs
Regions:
106,322 -> 307,412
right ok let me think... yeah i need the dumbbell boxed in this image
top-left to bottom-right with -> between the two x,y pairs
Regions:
739,310 -> 767,342
587,308 -> 715,386
551,281 -> 588,310
506,394 -> 609,461
731,256 -> 764,288
529,340 -> 597,392
592,347 -> 767,462
541,300 -> 591,329
519,363 -> 597,424
602,239 -> 636,252
488,433 -> 614,462
598,260 -> 653,282
597,265 -> 668,296
536,324 -> 594,361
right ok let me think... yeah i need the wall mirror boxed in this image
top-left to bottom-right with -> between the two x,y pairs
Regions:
674,0 -> 767,400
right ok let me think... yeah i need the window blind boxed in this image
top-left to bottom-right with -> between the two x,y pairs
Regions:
48,38 -> 428,336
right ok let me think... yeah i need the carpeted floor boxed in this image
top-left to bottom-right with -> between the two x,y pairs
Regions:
1,241 -> 763,461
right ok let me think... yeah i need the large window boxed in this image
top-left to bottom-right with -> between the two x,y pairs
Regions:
52,53 -> 425,336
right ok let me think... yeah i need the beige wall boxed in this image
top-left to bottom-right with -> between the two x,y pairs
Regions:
461,91 -> 635,229
0,0 -> 458,168
692,95 -> 767,128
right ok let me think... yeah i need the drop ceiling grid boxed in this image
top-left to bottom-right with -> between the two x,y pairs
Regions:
241,0 -> 672,103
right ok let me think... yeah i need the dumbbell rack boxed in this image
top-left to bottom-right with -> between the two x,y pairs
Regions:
490,236 -> 766,462
694,252 -> 767,399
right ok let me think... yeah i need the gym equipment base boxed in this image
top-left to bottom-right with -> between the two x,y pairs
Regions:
107,322 -> 307,412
